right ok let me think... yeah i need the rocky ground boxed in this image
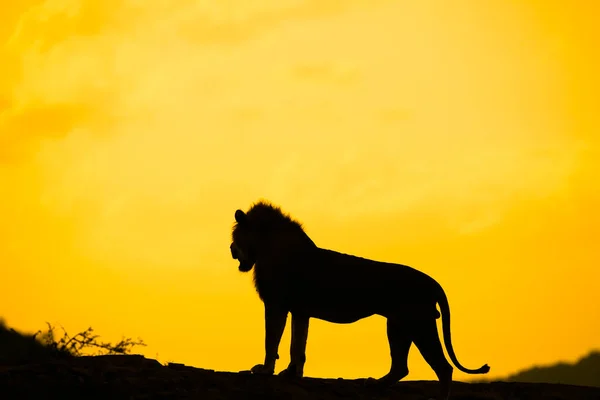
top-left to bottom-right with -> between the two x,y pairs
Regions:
1,354 -> 599,400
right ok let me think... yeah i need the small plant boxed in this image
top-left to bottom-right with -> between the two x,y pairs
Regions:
33,322 -> 146,357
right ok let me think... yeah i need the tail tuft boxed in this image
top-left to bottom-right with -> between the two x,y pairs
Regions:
479,364 -> 490,374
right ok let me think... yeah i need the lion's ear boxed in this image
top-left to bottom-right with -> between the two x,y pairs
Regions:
235,209 -> 247,224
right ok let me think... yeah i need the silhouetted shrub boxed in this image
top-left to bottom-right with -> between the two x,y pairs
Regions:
33,322 -> 146,356
0,318 -> 145,365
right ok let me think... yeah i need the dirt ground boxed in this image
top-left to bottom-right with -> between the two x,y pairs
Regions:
1,354 -> 599,400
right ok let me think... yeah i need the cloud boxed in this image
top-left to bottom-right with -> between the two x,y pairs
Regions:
6,0 -> 131,50
0,1 -> 44,42
178,0 -> 390,45
0,0 -> 127,164
2,0 -> 383,165
0,103 -> 92,163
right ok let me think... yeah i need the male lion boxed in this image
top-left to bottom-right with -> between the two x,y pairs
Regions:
230,200 -> 490,400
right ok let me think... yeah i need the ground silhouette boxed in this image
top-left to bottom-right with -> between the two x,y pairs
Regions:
473,350 -> 600,388
1,321 -> 600,399
0,319 -> 73,365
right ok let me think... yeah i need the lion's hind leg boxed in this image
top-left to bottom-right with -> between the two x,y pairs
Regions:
412,318 -> 453,400
368,318 -> 411,388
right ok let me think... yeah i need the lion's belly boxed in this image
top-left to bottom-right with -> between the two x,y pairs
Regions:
296,305 -> 374,324
288,287 -> 401,323
291,296 -> 438,323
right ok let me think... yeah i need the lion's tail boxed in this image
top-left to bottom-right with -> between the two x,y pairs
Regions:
438,288 -> 490,375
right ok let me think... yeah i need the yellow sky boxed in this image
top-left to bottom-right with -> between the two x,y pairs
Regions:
1,0 -> 598,381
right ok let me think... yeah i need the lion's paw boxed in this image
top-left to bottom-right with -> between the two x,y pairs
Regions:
250,364 -> 274,375
278,365 -> 303,379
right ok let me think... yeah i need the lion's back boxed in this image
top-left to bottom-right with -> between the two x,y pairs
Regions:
280,247 -> 440,316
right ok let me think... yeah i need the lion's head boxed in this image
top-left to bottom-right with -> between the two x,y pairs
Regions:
230,200 -> 317,273
231,209 -> 257,272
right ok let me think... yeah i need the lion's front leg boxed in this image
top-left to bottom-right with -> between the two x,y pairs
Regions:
251,304 -> 288,375
279,313 -> 309,378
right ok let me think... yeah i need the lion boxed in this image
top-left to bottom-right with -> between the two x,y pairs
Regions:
230,200 -> 490,400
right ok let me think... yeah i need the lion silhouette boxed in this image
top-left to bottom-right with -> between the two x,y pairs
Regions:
230,200 -> 490,400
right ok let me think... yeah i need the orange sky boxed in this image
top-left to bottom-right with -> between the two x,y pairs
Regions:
1,0 -> 598,382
